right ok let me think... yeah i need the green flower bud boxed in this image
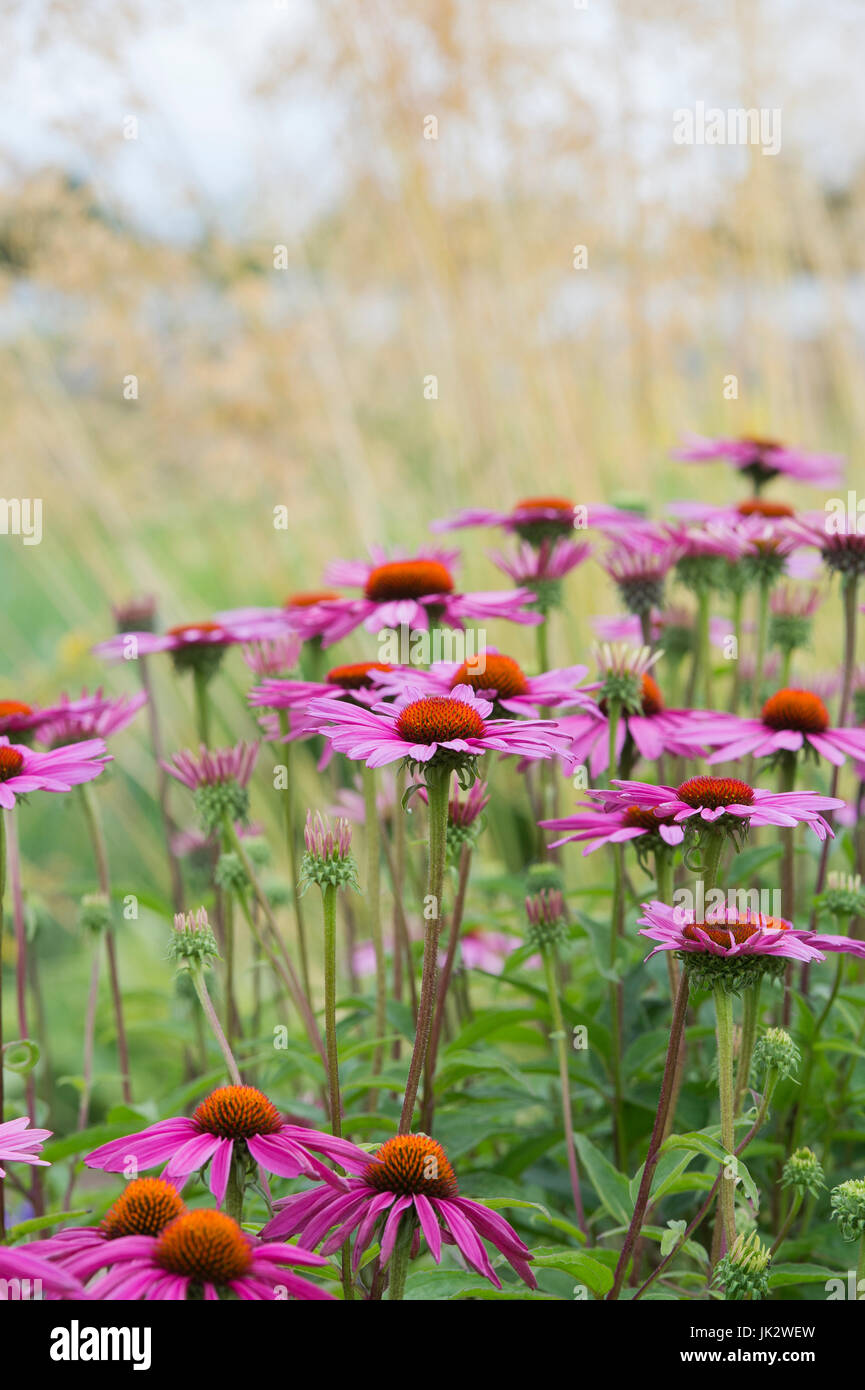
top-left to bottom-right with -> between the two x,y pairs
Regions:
781,1147 -> 825,1199
713,1231 -> 771,1301
817,873 -> 865,924
298,811 -> 360,894
830,1178 -> 865,1242
78,892 -> 112,935
169,907 -> 220,967
524,889 -> 568,951
753,1027 -> 800,1081
193,780 -> 250,835
214,852 -> 249,893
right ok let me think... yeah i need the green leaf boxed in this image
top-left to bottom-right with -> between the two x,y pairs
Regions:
6,1208 -> 91,1241
573,1132 -> 632,1226
532,1247 -> 613,1296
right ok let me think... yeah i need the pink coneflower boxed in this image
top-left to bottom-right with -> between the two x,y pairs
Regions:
309,547 -> 542,647
672,434 -> 844,488
431,497 -> 640,543
0,700 -> 52,735
600,527 -> 682,617
78,1209 -> 333,1301
162,741 -> 259,794
307,684 -> 569,770
698,689 -> 865,769
111,594 -> 158,632
240,632 -> 302,678
250,661 -> 395,716
0,736 -> 111,810
609,775 -> 844,839
459,929 -> 536,973
791,510 -> 865,578
541,794 -> 685,854
84,1085 -> 362,1201
488,537 -> 592,610
262,1132 -> 536,1290
94,615 -> 287,673
24,1178 -> 186,1267
638,900 -> 865,965
35,688 -> 147,748
0,1245 -> 84,1299
0,1115 -> 52,1177
555,673 -> 703,777
373,651 -> 595,717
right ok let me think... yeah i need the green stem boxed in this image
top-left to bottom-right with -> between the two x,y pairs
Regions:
609,841 -> 626,1170
387,1224 -> 413,1300
362,765 -> 386,1090
713,984 -> 737,1250
728,589 -> 743,713
734,981 -> 761,1114
225,823 -> 328,1075
78,783 -> 132,1105
193,668 -> 212,745
541,944 -> 587,1235
789,947 -> 846,1155
322,883 -> 342,1137
398,765 -> 449,1134
753,578 -> 771,714
276,723 -> 311,1004
190,967 -> 243,1085
696,586 -> 711,708
225,1160 -> 243,1224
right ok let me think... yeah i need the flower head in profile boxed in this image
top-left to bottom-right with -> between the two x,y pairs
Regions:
769,584 -> 822,659
35,688 -> 147,748
540,790 -> 685,859
601,527 -> 681,617
308,546 -> 543,647
85,1085 -> 362,1202
299,811 -> 359,893
698,688 -> 865,769
111,594 -> 158,633
162,741 -> 259,833
240,632 -> 302,678
781,1148 -> 825,1199
262,1132 -> 536,1291
0,736 -> 111,809
791,510 -> 865,578
79,1209 -> 333,1301
94,615 -> 287,679
610,775 -> 843,842
0,1115 -> 52,1178
488,536 -> 592,612
524,889 -> 568,951
307,683 -> 569,783
432,497 -> 641,543
638,899 -> 865,993
672,434 -> 844,489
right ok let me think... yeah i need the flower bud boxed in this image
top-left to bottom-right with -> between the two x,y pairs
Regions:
524,889 -> 568,951
753,1027 -> 800,1081
830,1178 -> 865,1242
781,1147 -> 824,1198
299,811 -> 359,893
169,907 -> 220,967
214,852 -> 249,893
78,892 -> 112,935
713,1230 -> 771,1301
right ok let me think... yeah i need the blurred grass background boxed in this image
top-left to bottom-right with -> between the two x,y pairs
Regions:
0,0 -> 861,1131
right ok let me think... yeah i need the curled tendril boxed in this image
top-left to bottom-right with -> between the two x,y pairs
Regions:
2,1038 -> 41,1074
